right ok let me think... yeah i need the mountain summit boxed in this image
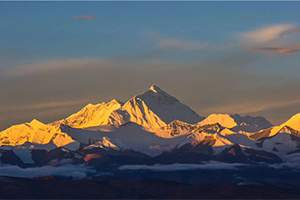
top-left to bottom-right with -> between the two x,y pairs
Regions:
108,85 -> 204,129
149,84 -> 165,93
51,85 -> 204,130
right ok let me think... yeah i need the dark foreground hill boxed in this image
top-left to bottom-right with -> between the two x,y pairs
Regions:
0,176 -> 300,199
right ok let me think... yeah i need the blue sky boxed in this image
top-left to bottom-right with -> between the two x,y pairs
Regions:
1,2 -> 300,130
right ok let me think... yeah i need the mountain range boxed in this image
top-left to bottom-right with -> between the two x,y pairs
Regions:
1,85 -> 300,186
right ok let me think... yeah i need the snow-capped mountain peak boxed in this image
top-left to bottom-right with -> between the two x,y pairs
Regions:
29,119 -> 45,127
149,84 -> 165,93
112,85 -> 204,129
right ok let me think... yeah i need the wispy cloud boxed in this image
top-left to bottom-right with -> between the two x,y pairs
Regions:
6,58 -> 108,76
201,99 -> 300,116
241,24 -> 295,44
122,32 -> 211,62
152,32 -> 209,52
281,28 -> 300,35
1,98 -> 94,114
156,37 -> 208,52
72,15 -> 101,21
246,43 -> 300,55
241,24 -> 300,55
26,99 -> 89,110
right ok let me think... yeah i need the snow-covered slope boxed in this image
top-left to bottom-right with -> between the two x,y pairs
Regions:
0,119 -> 75,147
53,99 -> 123,128
108,85 -> 204,129
62,122 -> 191,156
61,121 -> 237,156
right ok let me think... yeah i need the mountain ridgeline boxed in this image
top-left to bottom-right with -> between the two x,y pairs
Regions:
1,85 -> 300,179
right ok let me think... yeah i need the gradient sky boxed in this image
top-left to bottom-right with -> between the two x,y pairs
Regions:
1,1 -> 300,131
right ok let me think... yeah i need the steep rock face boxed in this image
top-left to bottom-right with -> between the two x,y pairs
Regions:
0,119 -> 74,147
278,125 -> 300,137
54,99 -> 123,128
249,128 -> 273,141
161,120 -> 221,137
109,85 -> 204,129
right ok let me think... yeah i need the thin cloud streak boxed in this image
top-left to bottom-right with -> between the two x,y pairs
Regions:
246,43 -> 300,55
281,28 -> 300,35
266,49 -> 298,56
72,15 -> 101,21
152,32 -> 210,52
201,99 -> 300,116
122,32 -> 212,63
20,99 -> 89,111
157,37 -> 208,52
6,58 -> 109,76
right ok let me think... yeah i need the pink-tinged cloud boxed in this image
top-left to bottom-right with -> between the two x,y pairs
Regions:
72,15 -> 101,21
241,24 -> 295,44
246,43 -> 300,55
265,48 -> 298,55
281,28 -> 300,35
